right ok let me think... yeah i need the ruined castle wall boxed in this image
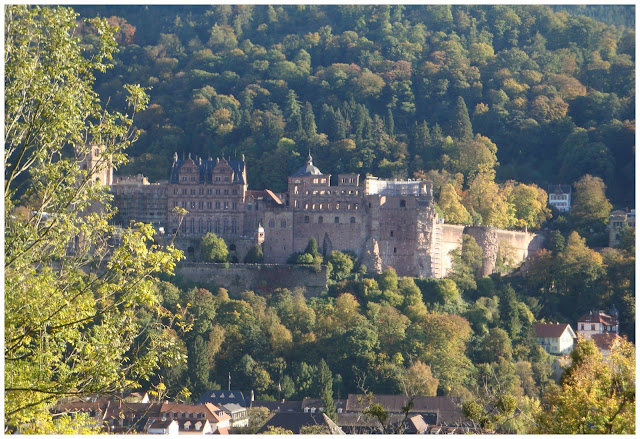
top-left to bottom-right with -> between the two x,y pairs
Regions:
436,225 -> 545,277
495,229 -> 545,261
262,210 -> 294,263
435,224 -> 466,277
463,226 -> 499,277
368,195 -> 424,277
175,262 -> 328,297
291,210 -> 367,257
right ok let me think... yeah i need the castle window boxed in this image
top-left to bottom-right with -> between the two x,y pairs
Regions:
232,202 -> 237,210
174,189 -> 178,195
304,216 -> 310,224
199,189 -> 204,195
248,204 -> 252,210
207,189 -> 213,195
216,176 -> 221,182
269,219 -> 275,228
216,189 -> 221,195
319,203 -> 324,209
350,217 -> 356,223
182,176 -> 188,181
233,189 -> 238,195
224,202 -> 229,209
224,176 -> 230,181
354,203 -> 359,209
393,247 -> 397,253
313,178 -> 318,184
189,218 -> 194,233
198,202 -> 203,209
223,219 -> 228,233
294,186 -> 299,194
318,216 -> 323,224
305,203 -> 309,209
174,201 -> 178,208
182,189 -> 187,195
231,220 -> 237,234
294,200 -> 298,208
312,204 -> 316,210
369,203 -> 372,208
224,189 -> 229,195
400,199 -> 406,207
191,176 -> 196,181
390,230 -> 394,237
334,217 -> 339,224
591,324 -> 595,331
191,202 -> 196,209
280,220 -> 286,228
207,202 -> 212,209
207,220 -> 211,232
215,202 -> 221,209
190,189 -> 196,195
215,220 -> 220,234
181,201 -> 186,208
336,203 -> 340,209
198,219 -> 203,233
321,178 -> 326,183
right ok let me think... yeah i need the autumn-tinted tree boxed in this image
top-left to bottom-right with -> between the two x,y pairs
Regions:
536,338 -> 635,434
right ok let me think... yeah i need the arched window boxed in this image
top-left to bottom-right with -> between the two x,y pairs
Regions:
280,220 -> 286,228
334,217 -> 339,223
350,216 -> 356,223
318,216 -> 323,224
269,219 -> 276,228
229,244 -> 237,251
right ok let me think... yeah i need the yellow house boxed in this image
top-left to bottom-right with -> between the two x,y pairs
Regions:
534,323 -> 576,355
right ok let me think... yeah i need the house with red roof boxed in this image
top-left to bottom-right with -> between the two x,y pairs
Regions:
534,323 -> 577,355
576,307 -> 619,341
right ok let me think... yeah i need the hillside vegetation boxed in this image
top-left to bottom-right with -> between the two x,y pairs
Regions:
75,5 -> 634,209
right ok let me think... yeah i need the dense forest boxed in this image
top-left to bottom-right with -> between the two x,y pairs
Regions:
74,5 -> 634,209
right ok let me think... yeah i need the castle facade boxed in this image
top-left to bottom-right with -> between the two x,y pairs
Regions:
110,153 -> 544,277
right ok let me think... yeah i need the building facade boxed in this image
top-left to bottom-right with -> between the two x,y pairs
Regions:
110,152 -> 543,278
547,184 -> 571,212
534,323 -> 576,355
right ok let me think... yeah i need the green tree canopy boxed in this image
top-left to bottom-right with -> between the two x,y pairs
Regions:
4,5 -> 183,431
201,232 -> 229,262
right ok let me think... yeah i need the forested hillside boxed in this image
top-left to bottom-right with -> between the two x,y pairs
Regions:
75,5 -> 635,208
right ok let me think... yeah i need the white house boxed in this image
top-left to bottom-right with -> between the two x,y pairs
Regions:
576,309 -> 619,340
145,418 -> 180,434
547,184 -> 571,212
534,323 -> 576,355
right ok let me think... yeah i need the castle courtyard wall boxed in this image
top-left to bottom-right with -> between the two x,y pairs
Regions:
175,262 -> 328,296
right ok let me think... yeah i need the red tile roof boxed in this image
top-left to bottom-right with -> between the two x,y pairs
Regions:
534,323 -> 573,338
577,311 -> 616,326
592,333 -> 620,351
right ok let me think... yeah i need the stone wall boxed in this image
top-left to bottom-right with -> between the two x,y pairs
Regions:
174,262 -> 328,297
434,225 -> 545,278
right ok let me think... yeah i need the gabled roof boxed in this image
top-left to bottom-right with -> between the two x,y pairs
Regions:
145,417 -> 176,431
344,395 -> 465,424
197,390 -> 248,407
256,412 -> 343,434
170,157 -> 246,185
577,310 -> 617,326
534,323 -> 575,338
592,333 -> 620,351
548,184 -> 571,194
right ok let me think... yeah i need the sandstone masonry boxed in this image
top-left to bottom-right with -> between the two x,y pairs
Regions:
111,152 -> 544,278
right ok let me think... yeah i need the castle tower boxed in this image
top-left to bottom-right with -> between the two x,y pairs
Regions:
78,145 -> 113,186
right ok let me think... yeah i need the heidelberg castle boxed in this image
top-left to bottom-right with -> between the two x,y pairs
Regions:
107,151 -> 544,278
